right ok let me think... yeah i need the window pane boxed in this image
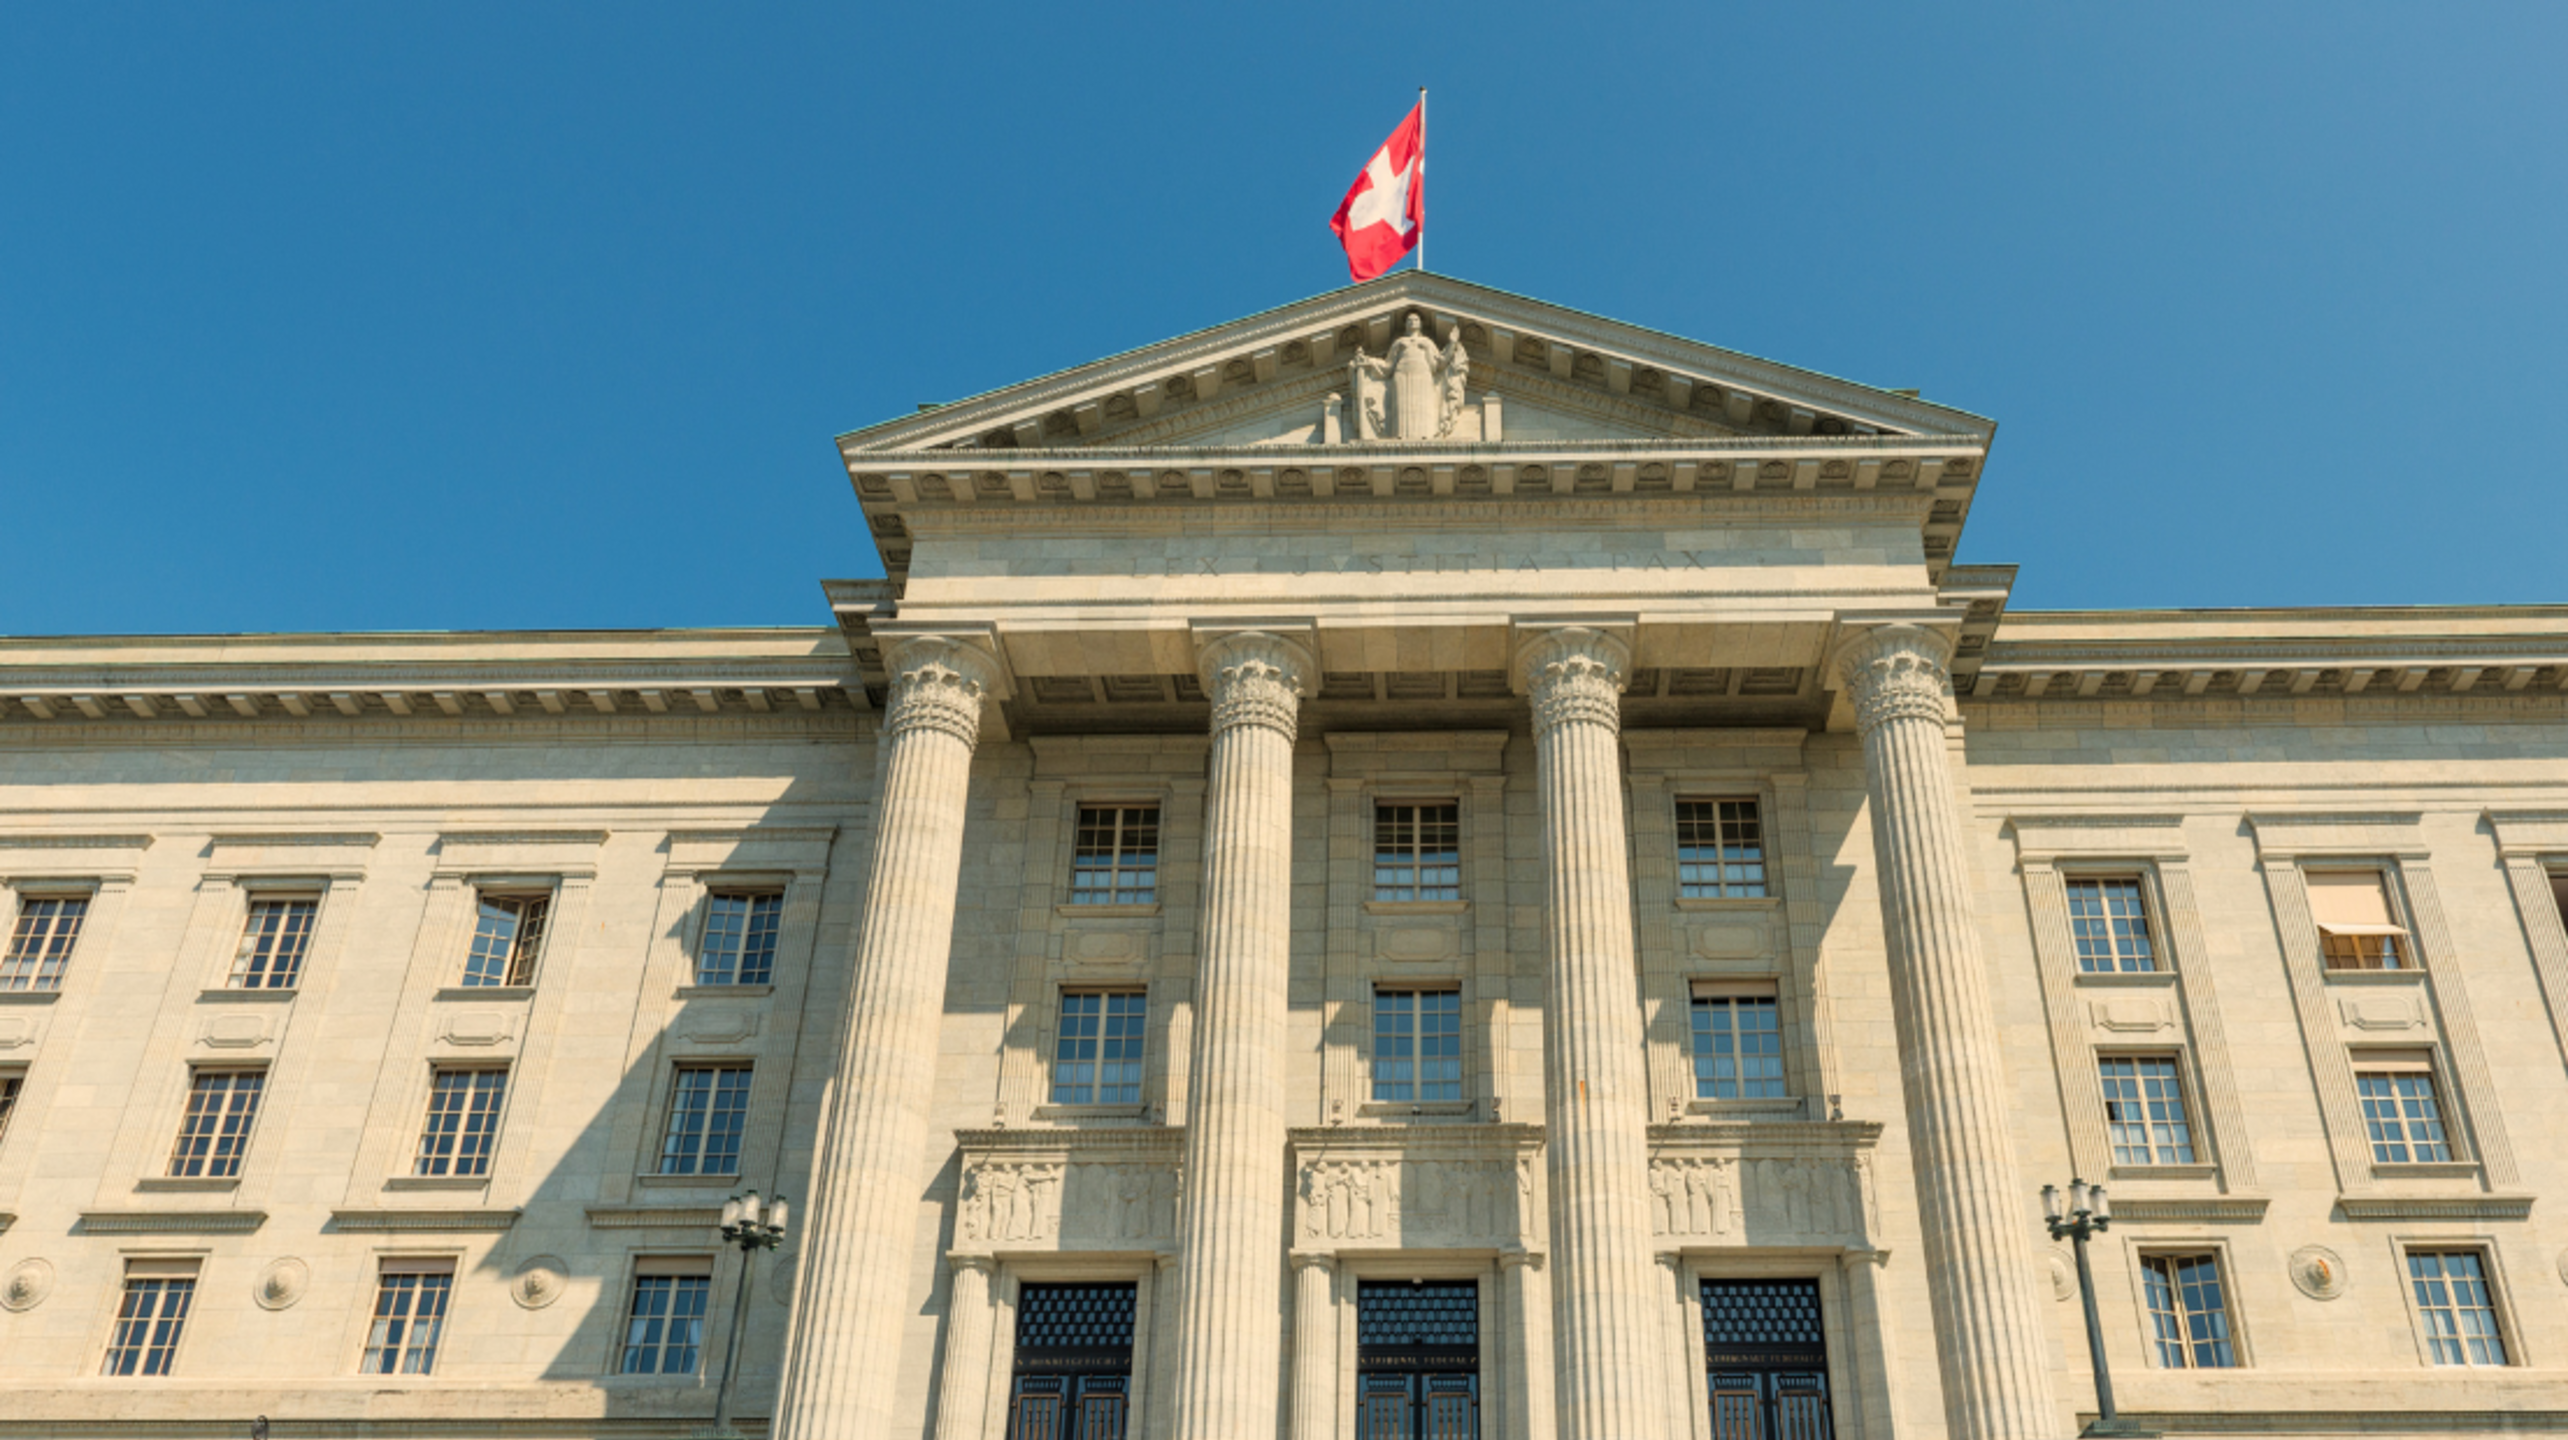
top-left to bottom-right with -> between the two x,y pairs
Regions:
416,1069 -> 508,1176
2410,1251 -> 2507,1366
2099,1057 -> 2196,1165
1071,806 -> 1160,906
361,1270 -> 452,1374
103,1275 -> 195,1376
1373,804 -> 1461,902
2142,1253 -> 2235,1368
229,898 -> 318,989
168,1071 -> 265,1178
622,1272 -> 713,1374
699,892 -> 784,986
0,1072 -> 20,1144
1373,989 -> 1463,1104
462,895 -> 551,987
1052,992 -> 1146,1106
1677,800 -> 1767,899
1,895 -> 88,991
659,1066 -> 753,1175
2066,879 -> 2156,973
2358,1071 -> 2452,1164
1690,994 -> 1786,1100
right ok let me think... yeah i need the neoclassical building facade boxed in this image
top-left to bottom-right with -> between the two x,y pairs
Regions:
3,274 -> 2567,1440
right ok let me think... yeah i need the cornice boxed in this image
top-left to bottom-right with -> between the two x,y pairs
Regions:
2335,1194 -> 2534,1221
77,1210 -> 266,1235
328,1207 -> 522,1232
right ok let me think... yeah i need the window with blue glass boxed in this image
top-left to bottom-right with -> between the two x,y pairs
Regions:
1051,991 -> 1146,1105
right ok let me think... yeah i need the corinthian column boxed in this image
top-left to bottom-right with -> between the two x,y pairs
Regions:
1168,630 -> 1308,1440
773,635 -> 995,1440
1832,624 -> 2057,1440
1519,625 -> 1665,1440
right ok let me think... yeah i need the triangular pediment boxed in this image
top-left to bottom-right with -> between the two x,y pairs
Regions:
836,273 -> 1990,460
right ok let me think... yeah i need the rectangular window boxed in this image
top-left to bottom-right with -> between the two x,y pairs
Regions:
2357,1058 -> 2452,1164
1070,805 -> 1160,906
1690,987 -> 1787,1100
1677,799 -> 1768,899
360,1260 -> 454,1374
620,1259 -> 715,1374
2,893 -> 88,991
461,892 -> 549,987
228,896 -> 319,989
0,1069 -> 21,1145
2066,877 -> 2157,973
102,1261 -> 197,1376
1051,991 -> 1146,1105
2099,1056 -> 2197,1166
415,1068 -> 509,1177
1373,989 -> 1464,1103
2141,1252 -> 2237,1368
2308,870 -> 2409,970
168,1069 -> 264,1178
2410,1250 -> 2508,1365
696,891 -> 783,986
658,1065 -> 753,1176
1374,803 -> 1461,902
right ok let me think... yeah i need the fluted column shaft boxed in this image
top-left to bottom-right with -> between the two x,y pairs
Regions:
932,1257 -> 999,1440
1521,626 -> 1665,1440
1835,625 -> 2057,1440
774,636 -> 994,1440
1168,631 -> 1308,1440
1289,1253 -> 1339,1440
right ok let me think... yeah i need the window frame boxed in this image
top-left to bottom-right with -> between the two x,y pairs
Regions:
694,888 -> 786,987
459,887 -> 553,989
1,887 -> 94,993
2306,867 -> 2414,972
0,1066 -> 23,1148
2352,1050 -> 2460,1167
1371,800 -> 1464,904
1674,797 -> 1770,901
2133,1247 -> 2243,1370
1370,985 -> 1466,1105
1687,981 -> 1789,1104
617,1255 -> 718,1377
101,1259 -> 200,1377
2097,1052 -> 2201,1170
167,1066 -> 267,1180
656,1062 -> 755,1178
2396,1242 -> 2519,1368
414,1065 -> 511,1179
226,891 -> 322,991
1048,989 -> 1148,1109
1068,804 -> 1163,909
359,1258 -> 457,1375
2062,874 -> 2160,974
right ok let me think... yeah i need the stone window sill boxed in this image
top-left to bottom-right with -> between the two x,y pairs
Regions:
1363,900 -> 1469,916
136,1176 -> 241,1194
384,1174 -> 491,1192
2372,1161 -> 2481,1181
434,985 -> 534,1003
1056,903 -> 1161,919
2108,1162 -> 2219,1183
0,989 -> 62,1006
636,1171 -> 740,1188
674,983 -> 774,1000
1685,1097 -> 1806,1120
197,986 -> 297,1004
1031,1104 -> 1151,1125
1673,895 -> 1781,912
2071,970 -> 2177,988
2321,968 -> 2430,986
1358,1101 -> 1477,1120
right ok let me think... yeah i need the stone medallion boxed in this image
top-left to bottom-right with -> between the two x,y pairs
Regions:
253,1257 -> 310,1311
2289,1244 -> 2348,1300
2046,1248 -> 2077,1302
510,1255 -> 568,1310
2,1258 -> 55,1312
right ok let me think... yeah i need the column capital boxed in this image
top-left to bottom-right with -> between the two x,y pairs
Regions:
948,1252 -> 999,1277
1196,629 -> 1312,741
1288,1251 -> 1337,1274
1496,1247 -> 1546,1272
880,634 -> 1002,746
1830,623 -> 1955,733
1514,625 -> 1630,736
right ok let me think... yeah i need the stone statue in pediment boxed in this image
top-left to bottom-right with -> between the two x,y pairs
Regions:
1348,313 -> 1468,440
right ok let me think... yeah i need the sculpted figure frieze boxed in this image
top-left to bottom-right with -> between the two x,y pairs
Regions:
1348,313 -> 1469,441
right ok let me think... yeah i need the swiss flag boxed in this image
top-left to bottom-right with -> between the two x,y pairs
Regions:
1329,104 -> 1423,282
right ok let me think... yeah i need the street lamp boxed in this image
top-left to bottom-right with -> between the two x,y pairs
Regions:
2042,1179 -> 2149,1437
712,1190 -> 789,1436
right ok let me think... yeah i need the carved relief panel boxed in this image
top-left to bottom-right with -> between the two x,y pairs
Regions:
1646,1120 -> 1882,1249
953,1127 -> 1183,1254
1288,1124 -> 1544,1250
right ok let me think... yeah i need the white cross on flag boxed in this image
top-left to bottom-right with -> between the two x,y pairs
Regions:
1329,103 -> 1423,282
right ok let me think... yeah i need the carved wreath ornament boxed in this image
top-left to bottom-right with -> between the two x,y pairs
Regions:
0,1257 -> 52,1312
2288,1245 -> 2348,1301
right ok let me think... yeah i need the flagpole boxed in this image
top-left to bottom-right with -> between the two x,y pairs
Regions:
1416,86 -> 1427,273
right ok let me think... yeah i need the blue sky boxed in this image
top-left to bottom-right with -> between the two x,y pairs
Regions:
4,3 -> 2562,636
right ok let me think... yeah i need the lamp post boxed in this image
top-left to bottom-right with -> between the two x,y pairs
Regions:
2043,1179 -> 2148,1437
712,1190 -> 789,1436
